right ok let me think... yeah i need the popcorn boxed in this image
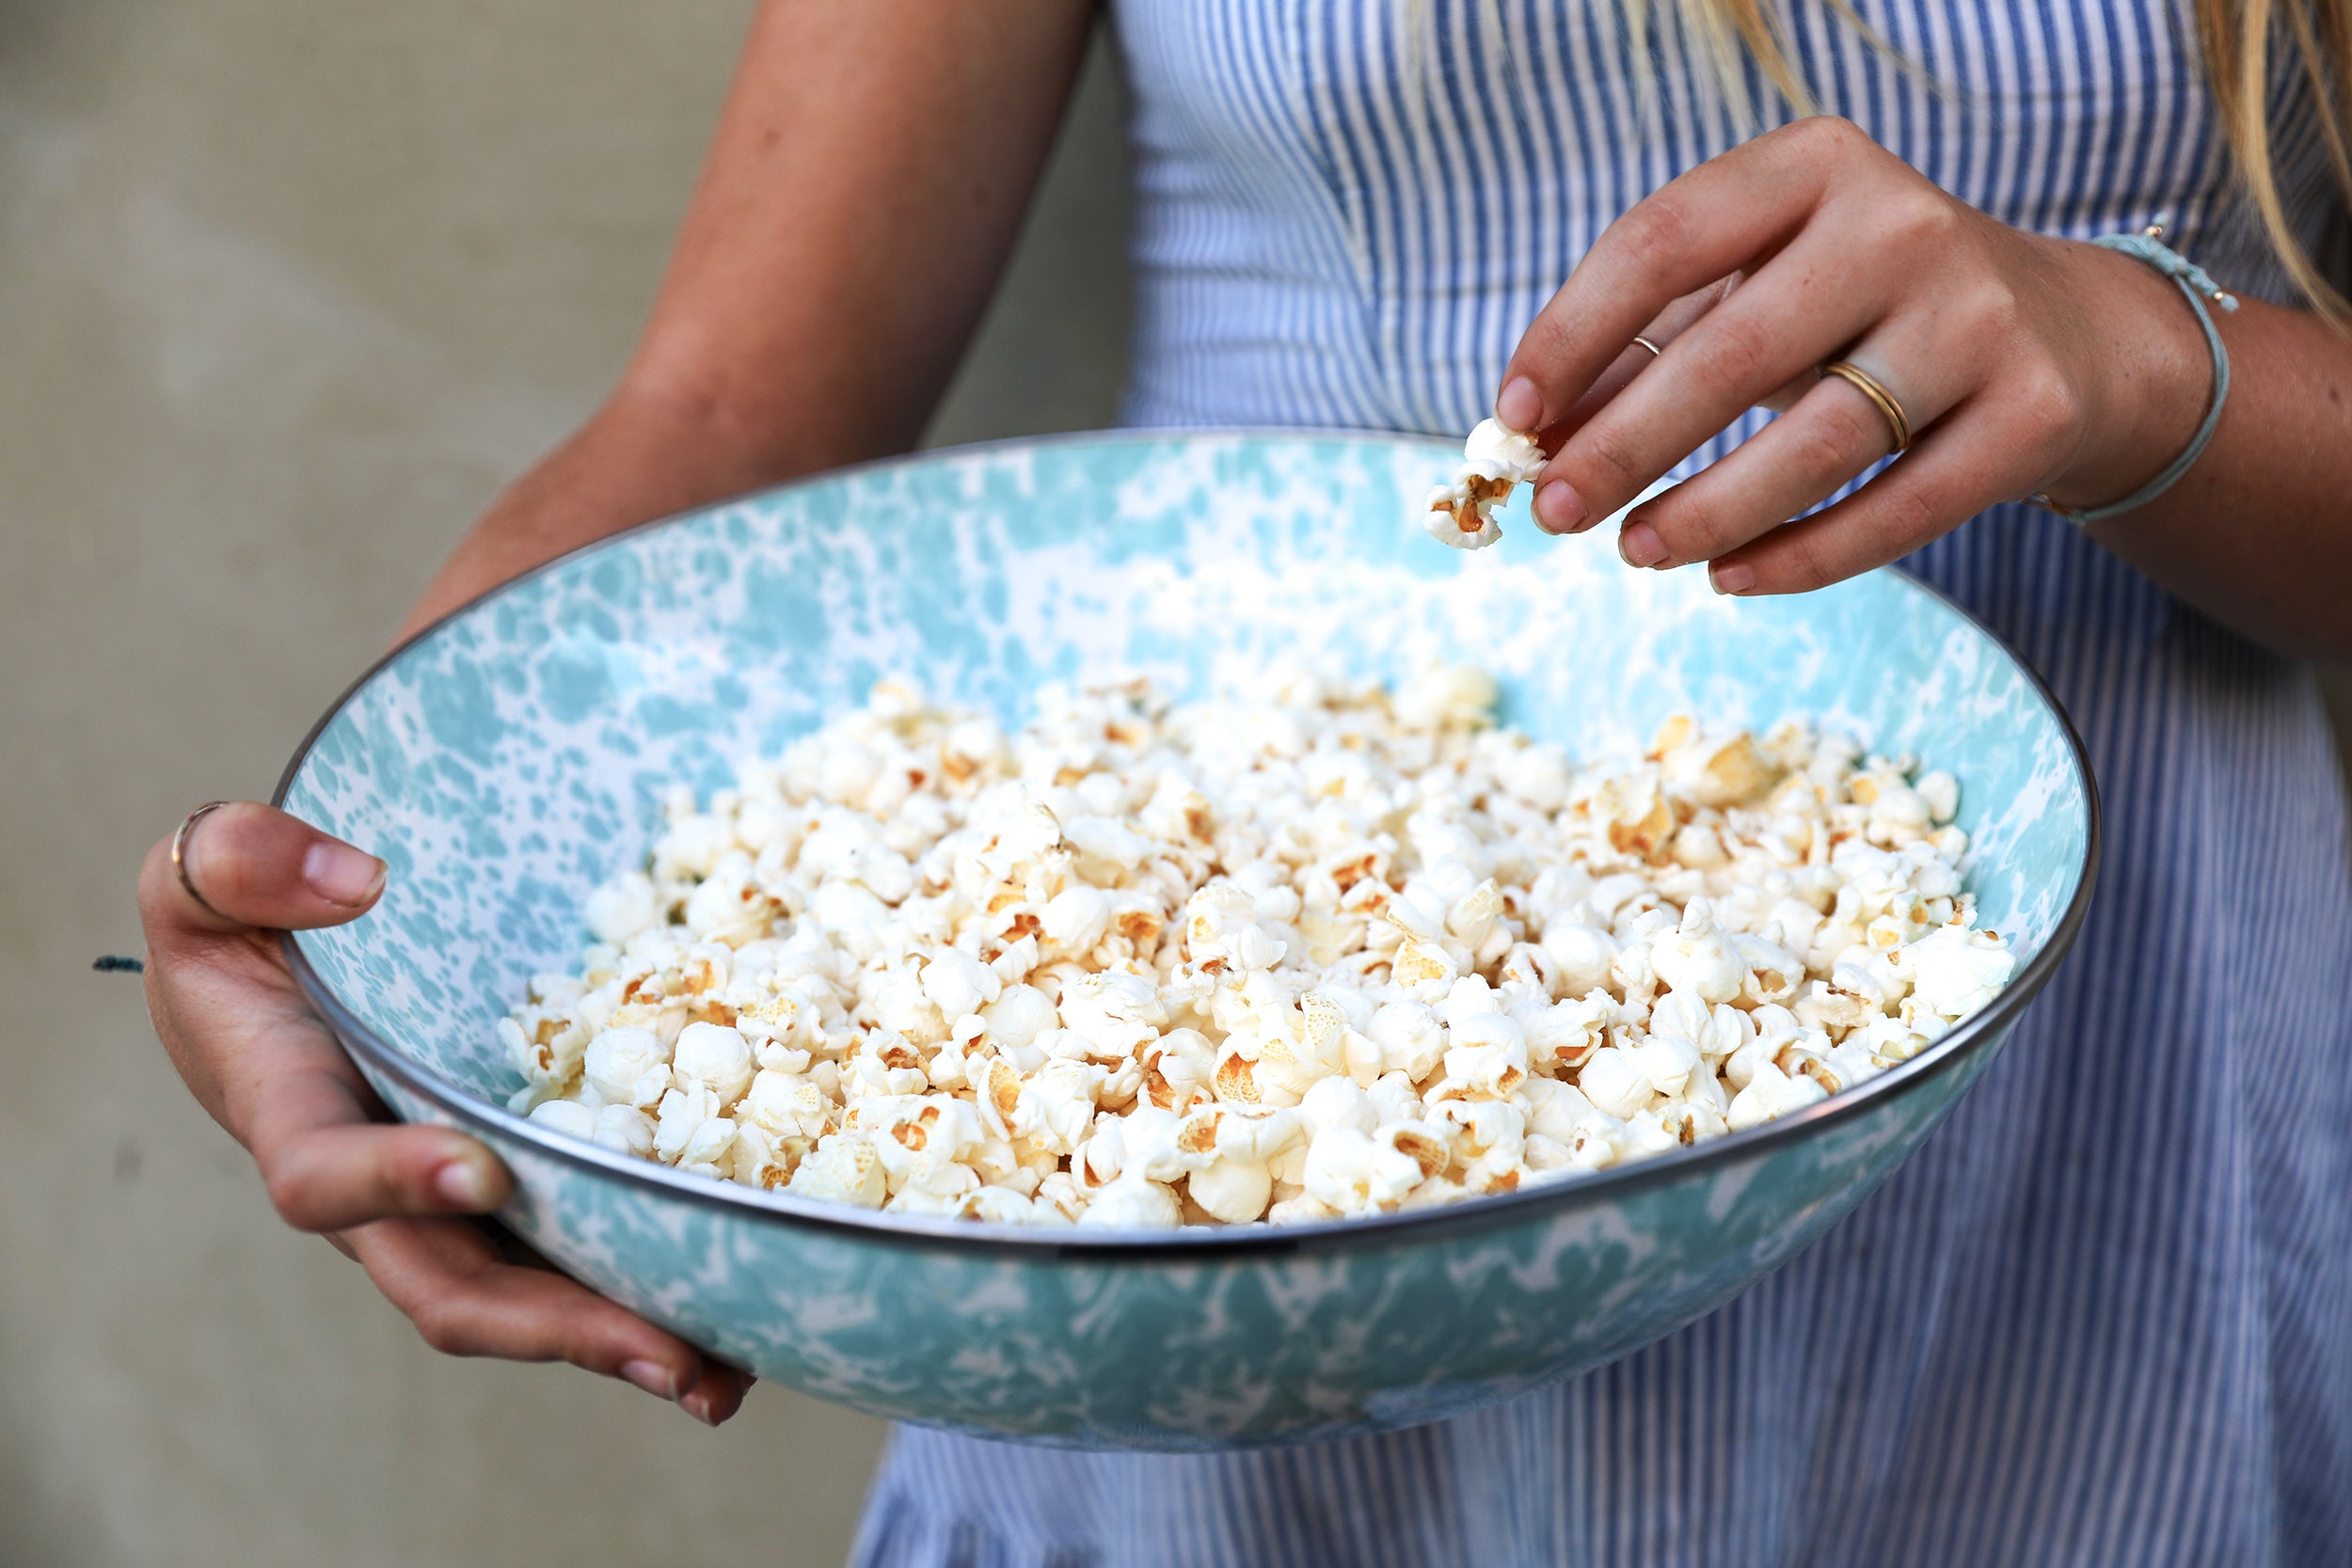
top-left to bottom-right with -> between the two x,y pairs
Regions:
1209,1104 -> 1305,1164
584,873 -> 660,946
919,949 -> 1000,1021
1726,1059 -> 1829,1132
1899,926 -> 2018,1023
1577,1046 -> 1654,1119
1540,922 -> 1619,995
675,1114 -> 739,1172
582,1024 -> 671,1109
787,1132 -> 888,1208
1650,899 -> 1745,1005
980,984 -> 1058,1053
1423,419 -> 1547,550
501,670 -> 2013,1226
653,1086 -> 723,1164
1656,721 -> 1778,810
1298,1075 -> 1378,1138
1057,972 -> 1169,1058
671,1022 -> 755,1103
1915,769 -> 1961,824
957,1186 -> 1057,1226
1015,1058 -> 1104,1154
740,1069 -> 834,1140
1189,1158 -> 1275,1224
592,1105 -> 657,1158
1629,1033 -> 1703,1099
1303,1126 -> 1425,1213
1076,1177 -> 1182,1229
527,1100 -> 597,1140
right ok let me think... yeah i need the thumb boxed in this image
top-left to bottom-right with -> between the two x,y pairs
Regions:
143,801 -> 387,938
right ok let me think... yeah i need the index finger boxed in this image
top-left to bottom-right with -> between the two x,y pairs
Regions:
242,1050 -> 515,1231
1498,119 -> 1852,440
349,1216 -> 756,1426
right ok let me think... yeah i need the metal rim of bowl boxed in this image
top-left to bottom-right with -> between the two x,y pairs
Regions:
275,426 -> 2103,1261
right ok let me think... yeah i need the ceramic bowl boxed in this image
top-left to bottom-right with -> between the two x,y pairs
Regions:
278,430 -> 2096,1450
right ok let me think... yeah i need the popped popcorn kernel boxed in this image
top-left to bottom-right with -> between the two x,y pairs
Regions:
1423,420 -> 1548,550
501,670 -> 2012,1226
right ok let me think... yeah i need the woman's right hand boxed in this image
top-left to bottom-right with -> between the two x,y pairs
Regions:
136,800 -> 753,1425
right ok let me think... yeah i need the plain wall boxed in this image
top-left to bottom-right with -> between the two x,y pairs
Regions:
1,6 -> 2344,1567
0,5 -> 1124,1565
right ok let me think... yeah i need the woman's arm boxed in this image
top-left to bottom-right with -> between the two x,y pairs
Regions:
406,0 -> 1098,634
1496,117 -> 2352,664
2082,293 -> 2352,660
140,0 -> 1097,1421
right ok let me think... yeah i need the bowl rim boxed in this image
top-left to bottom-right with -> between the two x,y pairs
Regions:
276,426 -> 2102,1260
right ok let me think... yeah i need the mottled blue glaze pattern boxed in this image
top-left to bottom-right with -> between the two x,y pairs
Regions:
278,432 -> 2095,1450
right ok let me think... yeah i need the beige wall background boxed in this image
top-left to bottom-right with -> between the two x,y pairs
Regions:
0,4 -> 1124,1565
2,6 -> 2345,1567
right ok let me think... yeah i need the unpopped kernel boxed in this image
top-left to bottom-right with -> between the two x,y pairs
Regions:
501,670 -> 2013,1227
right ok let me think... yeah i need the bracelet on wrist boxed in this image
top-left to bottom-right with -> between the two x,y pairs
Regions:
2029,219 -> 2237,528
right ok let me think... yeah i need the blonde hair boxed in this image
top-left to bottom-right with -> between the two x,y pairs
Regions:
1407,0 -> 2352,312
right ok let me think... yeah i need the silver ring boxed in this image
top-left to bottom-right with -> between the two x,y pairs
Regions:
173,801 -> 233,921
1631,336 -> 1663,358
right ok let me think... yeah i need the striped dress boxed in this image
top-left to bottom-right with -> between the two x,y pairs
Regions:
853,3 -> 2352,1562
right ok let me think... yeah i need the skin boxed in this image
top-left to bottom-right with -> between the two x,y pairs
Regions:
138,8 -> 2349,1423
1497,117 -> 2352,659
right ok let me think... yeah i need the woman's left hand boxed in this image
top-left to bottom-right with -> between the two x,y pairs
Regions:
1497,116 -> 2213,594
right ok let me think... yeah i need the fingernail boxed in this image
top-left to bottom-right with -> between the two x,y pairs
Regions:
434,1157 -> 497,1210
1534,481 -> 1586,534
1496,377 -> 1543,434
680,1389 -> 722,1428
621,1359 -> 680,1401
1710,562 -> 1757,595
1619,522 -> 1669,569
305,839 -> 386,907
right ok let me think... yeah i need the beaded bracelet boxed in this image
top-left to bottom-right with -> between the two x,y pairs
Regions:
2034,221 -> 2238,527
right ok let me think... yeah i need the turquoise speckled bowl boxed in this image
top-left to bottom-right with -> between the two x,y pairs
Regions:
276,431 -> 2096,1451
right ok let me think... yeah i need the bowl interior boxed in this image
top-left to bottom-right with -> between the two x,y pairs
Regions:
282,432 -> 2091,1120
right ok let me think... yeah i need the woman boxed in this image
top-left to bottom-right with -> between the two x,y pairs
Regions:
137,1 -> 2352,1561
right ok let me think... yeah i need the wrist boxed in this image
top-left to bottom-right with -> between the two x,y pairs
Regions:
2036,235 -> 2217,510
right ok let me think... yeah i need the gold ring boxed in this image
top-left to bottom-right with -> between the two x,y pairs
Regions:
1631,336 -> 1663,358
173,800 -> 232,921
1820,360 -> 1913,452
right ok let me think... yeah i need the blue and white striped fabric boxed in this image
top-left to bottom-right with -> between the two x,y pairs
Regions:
852,3 -> 2352,1563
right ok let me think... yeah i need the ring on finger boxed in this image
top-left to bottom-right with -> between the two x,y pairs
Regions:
1820,360 -> 1914,452
173,800 -> 233,921
1631,335 -> 1663,358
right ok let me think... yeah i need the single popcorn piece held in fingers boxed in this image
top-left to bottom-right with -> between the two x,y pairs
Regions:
500,672 -> 2017,1227
1424,419 -> 1549,550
